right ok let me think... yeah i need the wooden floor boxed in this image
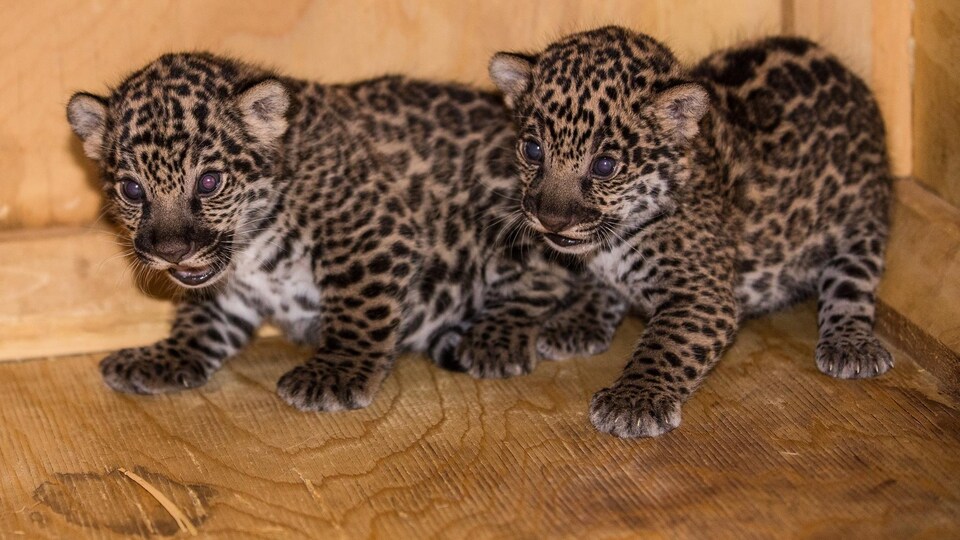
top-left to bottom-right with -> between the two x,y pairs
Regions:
1,302 -> 958,538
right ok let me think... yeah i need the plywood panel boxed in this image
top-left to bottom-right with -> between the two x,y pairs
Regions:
0,0 -> 921,229
0,226 -> 172,361
1,0 -> 799,230
1,304 -> 958,538
871,0 -> 914,178
914,0 -> 960,206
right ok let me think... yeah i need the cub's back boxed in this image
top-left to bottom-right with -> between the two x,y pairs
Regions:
332,77 -> 517,190
692,36 -> 889,218
692,37 -> 892,312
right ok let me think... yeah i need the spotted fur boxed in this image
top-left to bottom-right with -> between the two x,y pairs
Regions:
490,27 -> 892,437
67,53 -> 627,411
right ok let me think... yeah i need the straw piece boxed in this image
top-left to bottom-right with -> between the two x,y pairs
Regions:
119,467 -> 198,536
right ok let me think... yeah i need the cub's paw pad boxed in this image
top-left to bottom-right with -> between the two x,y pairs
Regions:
99,347 -> 211,395
816,333 -> 893,379
536,323 -> 615,361
455,323 -> 538,379
589,385 -> 681,438
276,363 -> 374,412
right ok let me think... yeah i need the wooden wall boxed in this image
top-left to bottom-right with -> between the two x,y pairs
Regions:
0,0 -> 913,230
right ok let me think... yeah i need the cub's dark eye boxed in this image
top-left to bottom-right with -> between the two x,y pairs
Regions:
197,172 -> 222,196
119,179 -> 144,203
522,139 -> 544,164
591,156 -> 617,178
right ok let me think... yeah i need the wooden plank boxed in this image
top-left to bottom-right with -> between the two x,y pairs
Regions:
0,226 -> 173,361
872,0 -> 914,177
0,225 -> 282,362
0,303 -> 957,538
914,0 -> 960,205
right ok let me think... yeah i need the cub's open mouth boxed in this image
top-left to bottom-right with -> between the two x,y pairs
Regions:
169,266 -> 218,286
543,233 -> 587,248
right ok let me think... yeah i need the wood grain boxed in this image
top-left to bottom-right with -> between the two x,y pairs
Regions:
0,303 -> 957,538
871,0 -> 914,177
0,226 -> 173,361
914,0 -> 960,206
3,0 -> 925,230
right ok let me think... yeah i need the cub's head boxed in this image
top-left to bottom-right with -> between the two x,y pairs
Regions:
68,53 -> 291,287
490,26 -> 710,255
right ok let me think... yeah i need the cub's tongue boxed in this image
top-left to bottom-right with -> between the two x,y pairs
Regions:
544,232 -> 585,247
169,266 -> 216,286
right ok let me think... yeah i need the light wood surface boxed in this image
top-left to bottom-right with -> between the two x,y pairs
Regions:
1,302 -> 957,538
0,0 -> 913,230
914,0 -> 960,207
0,226 -> 172,361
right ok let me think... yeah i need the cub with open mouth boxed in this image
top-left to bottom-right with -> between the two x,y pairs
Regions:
68,52 -> 627,410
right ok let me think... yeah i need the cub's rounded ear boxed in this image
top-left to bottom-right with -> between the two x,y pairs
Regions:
489,52 -> 535,108
653,83 -> 710,142
67,92 -> 108,160
238,79 -> 291,144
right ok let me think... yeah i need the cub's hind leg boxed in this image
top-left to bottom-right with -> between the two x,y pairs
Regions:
537,277 -> 628,361
453,267 -> 572,378
276,291 -> 401,412
452,267 -> 625,377
815,221 -> 893,379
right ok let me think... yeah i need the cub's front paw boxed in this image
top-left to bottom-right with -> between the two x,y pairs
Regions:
276,360 -> 378,412
816,332 -> 894,379
455,321 -> 538,379
589,385 -> 681,438
99,346 -> 212,394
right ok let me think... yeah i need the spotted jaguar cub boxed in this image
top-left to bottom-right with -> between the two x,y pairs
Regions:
67,53 -> 626,411
490,27 -> 893,437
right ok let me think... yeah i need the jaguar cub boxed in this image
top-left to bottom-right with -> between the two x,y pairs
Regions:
67,53 -> 625,411
490,27 -> 893,437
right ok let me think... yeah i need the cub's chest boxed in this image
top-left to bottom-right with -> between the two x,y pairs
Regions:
590,245 -> 656,316
234,249 -> 323,344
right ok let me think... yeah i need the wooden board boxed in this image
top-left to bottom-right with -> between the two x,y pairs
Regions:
914,0 -> 960,206
0,226 -> 173,361
0,0 -> 781,230
1,303 -> 957,538
0,0 -> 917,230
